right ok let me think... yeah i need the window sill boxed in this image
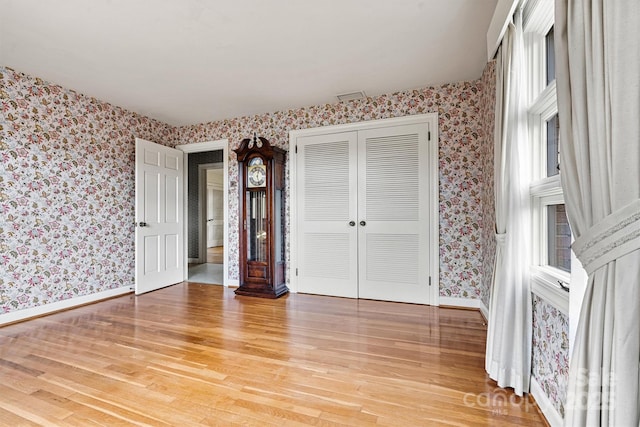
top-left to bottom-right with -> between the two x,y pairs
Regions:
530,174 -> 562,197
530,266 -> 569,314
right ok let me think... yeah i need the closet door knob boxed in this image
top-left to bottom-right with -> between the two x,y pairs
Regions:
349,221 -> 356,226
359,221 -> 366,226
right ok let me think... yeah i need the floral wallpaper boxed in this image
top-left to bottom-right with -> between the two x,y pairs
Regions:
532,295 -> 570,418
175,79 -> 488,299
0,66 -> 175,313
478,61 -> 496,309
1,63 -> 492,314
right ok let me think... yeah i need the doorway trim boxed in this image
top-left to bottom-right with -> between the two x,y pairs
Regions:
177,139 -> 236,287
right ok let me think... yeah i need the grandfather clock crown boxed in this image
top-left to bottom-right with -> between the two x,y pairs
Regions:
234,135 -> 281,162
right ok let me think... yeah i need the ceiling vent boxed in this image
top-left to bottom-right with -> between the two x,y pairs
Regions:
336,91 -> 367,102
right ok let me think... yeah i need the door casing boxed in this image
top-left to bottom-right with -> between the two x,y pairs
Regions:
176,139 -> 235,287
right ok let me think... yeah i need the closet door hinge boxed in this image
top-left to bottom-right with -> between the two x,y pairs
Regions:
295,145 -> 298,154
428,276 -> 432,286
428,131 -> 431,141
296,268 -> 298,276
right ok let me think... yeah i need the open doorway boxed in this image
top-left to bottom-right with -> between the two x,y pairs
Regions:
185,151 -> 224,284
188,165 -> 224,284
178,139 -> 232,287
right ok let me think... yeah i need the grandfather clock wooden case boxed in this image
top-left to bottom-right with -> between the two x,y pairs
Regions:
234,136 -> 288,298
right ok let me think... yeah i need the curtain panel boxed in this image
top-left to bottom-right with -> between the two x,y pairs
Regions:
555,1 -> 640,425
485,6 -> 532,397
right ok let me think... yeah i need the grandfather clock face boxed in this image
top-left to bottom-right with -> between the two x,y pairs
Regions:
247,157 -> 266,188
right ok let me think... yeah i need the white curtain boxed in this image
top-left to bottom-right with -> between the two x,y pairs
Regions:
485,6 -> 532,397
555,1 -> 640,425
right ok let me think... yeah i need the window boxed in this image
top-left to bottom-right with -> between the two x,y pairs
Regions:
525,0 -> 590,355
545,27 -> 555,85
547,204 -> 571,272
546,113 -> 559,177
525,2 -> 572,304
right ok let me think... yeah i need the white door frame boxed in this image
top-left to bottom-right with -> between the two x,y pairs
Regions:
288,114 -> 440,305
176,139 -> 235,287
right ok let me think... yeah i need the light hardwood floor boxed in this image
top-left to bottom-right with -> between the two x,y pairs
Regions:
207,246 -> 223,264
0,284 -> 546,426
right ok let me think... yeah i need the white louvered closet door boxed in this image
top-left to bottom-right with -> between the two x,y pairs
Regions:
356,124 -> 430,304
296,132 -> 359,298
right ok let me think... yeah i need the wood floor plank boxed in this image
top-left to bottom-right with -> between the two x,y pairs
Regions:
0,406 -> 42,427
0,283 -> 547,426
0,383 -> 73,425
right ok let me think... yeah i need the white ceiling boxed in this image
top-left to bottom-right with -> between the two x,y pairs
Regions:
1,0 -> 498,126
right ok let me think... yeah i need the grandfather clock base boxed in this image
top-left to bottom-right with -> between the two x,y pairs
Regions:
234,284 -> 289,299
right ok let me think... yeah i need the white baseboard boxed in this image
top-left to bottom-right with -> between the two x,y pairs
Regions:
439,296 -> 489,321
530,377 -> 563,427
207,240 -> 224,248
188,258 -> 199,263
226,279 -> 239,288
0,287 -> 133,326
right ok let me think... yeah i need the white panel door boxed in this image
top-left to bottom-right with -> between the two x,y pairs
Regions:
357,123 -> 430,304
296,132 -> 359,298
135,138 -> 184,294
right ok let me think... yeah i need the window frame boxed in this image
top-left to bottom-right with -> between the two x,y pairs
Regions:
524,0 -> 569,313
529,81 -> 558,178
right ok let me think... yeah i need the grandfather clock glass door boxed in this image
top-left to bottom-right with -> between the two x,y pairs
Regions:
247,190 -> 267,262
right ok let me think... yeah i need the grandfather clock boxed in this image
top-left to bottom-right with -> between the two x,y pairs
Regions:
234,134 -> 288,298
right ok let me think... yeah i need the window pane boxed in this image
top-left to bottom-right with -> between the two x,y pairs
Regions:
546,26 -> 555,84
546,114 -> 560,176
547,204 -> 571,272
